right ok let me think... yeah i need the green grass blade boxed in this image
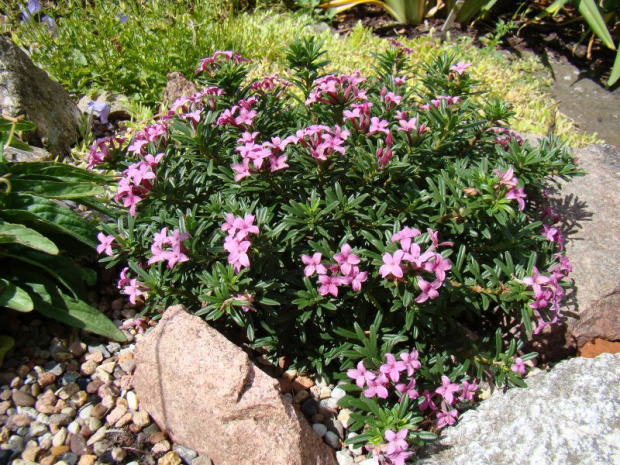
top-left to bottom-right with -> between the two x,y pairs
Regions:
0,220 -> 59,255
0,279 -> 34,312
576,0 -> 616,50
608,48 -> 620,86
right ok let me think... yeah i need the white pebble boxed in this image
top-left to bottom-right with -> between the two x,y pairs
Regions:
347,432 -> 363,456
336,450 -> 355,465
67,420 -> 80,435
312,423 -> 327,437
359,460 -> 379,465
331,387 -> 346,401
78,404 -> 93,420
126,391 -> 139,411
315,375 -> 328,387
52,428 -> 67,447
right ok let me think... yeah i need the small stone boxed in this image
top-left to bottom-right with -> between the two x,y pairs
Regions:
7,434 -> 25,452
315,375 -> 328,387
49,414 -> 72,427
52,352 -> 73,363
38,373 -> 58,389
173,445 -> 197,463
106,343 -> 121,354
0,400 -> 11,415
85,427 -> 106,446
337,408 -> 352,428
69,434 -> 87,455
30,384 -> 42,397
12,391 -> 36,407
312,423 -> 327,437
45,363 -> 64,378
36,413 -> 51,425
149,432 -> 167,444
83,352 -> 103,364
98,362 -> 116,375
283,369 -> 297,381
29,421 -> 49,437
59,452 -> 78,465
311,413 -> 324,423
111,447 -> 126,462
67,343 -> 86,358
126,391 -> 139,411
89,404 -> 106,420
87,345 -> 110,358
132,411 -> 150,429
118,358 -> 136,374
78,404 -> 93,420
56,384 -> 79,401
325,418 -> 345,439
292,375 -> 314,392
293,390 -> 310,404
158,451 -> 182,465
53,428 -> 67,447
85,417 -> 101,434
336,450 -> 355,465
8,413 -> 32,428
324,431 -> 340,449
38,433 -> 53,450
152,440 -> 171,455
301,398 -> 319,417
40,455 -> 57,465
331,386 -> 346,401
21,446 -> 41,462
77,455 -> 96,465
68,391 -> 87,409
60,372 -> 79,386
106,404 -> 127,426
79,361 -> 97,377
115,412 -> 133,427
281,393 -> 293,403
319,386 -> 332,399
66,421 -> 80,435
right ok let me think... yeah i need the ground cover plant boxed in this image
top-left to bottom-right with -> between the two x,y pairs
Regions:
5,0 -> 597,146
0,115 -> 124,340
91,38 -> 579,461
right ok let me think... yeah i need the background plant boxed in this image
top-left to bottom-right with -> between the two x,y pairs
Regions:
0,115 -> 124,341
94,39 -> 578,460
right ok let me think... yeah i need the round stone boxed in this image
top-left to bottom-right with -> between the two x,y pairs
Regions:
312,423 -> 327,437
12,391 -> 36,407
324,431 -> 340,450
29,421 -> 49,437
336,450 -> 355,465
331,386 -> 346,401
53,428 -> 67,447
66,421 -> 80,435
126,391 -> 139,411
301,398 -> 319,417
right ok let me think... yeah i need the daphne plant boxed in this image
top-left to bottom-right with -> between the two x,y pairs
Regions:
93,38 -> 579,459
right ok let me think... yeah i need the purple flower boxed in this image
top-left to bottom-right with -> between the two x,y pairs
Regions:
395,378 -> 418,401
385,428 -> 408,455
399,349 -> 421,376
435,375 -> 460,405
363,374 -> 389,399
87,101 -> 111,125
22,0 -> 40,21
436,408 -> 458,429
96,232 -> 116,256
41,15 -> 56,36
347,360 -> 376,388
419,390 -> 438,411
511,357 -> 526,375
450,61 -> 472,76
301,253 -> 327,277
505,187 -> 526,211
414,278 -> 442,303
118,12 -> 128,23
379,250 -> 405,279
458,380 -> 478,402
333,243 -> 360,276
380,353 -> 407,383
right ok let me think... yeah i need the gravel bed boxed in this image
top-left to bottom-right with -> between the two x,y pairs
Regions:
0,273 -> 364,464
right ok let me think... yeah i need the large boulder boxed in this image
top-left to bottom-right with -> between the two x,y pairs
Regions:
528,143 -> 620,360
418,353 -> 620,464
133,305 -> 337,465
0,35 -> 80,157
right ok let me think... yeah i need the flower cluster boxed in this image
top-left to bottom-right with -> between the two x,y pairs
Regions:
494,167 -> 527,211
302,244 -> 368,297
523,258 -> 572,333
305,72 -> 367,106
126,121 -> 169,156
419,95 -> 461,111
249,74 -> 291,95
222,214 -> 260,272
87,136 -> 126,168
215,96 -> 259,130
163,86 -> 224,121
232,131 -> 295,180
490,127 -> 524,150
147,227 -> 190,269
194,51 -> 248,75
114,153 -> 164,216
380,227 -> 452,303
117,267 -> 149,305
293,125 -> 350,161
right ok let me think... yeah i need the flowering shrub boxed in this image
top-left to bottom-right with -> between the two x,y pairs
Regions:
94,38 -> 579,461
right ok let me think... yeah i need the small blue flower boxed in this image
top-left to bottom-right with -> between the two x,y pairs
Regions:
21,0 -> 40,22
41,15 -> 57,36
118,12 -> 128,23
87,101 -> 112,125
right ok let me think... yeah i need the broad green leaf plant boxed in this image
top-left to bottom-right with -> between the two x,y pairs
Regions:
93,39 -> 579,459
0,115 -> 125,341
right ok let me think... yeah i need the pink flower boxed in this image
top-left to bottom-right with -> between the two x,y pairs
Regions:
385,428 -> 408,455
122,279 -> 149,305
368,117 -> 390,135
395,379 -> 418,401
227,239 -> 251,272
347,360 -> 376,388
436,375 -> 460,405
436,408 -> 458,429
333,243 -> 360,276
523,267 -> 551,295
459,380 -> 478,402
419,390 -> 438,411
96,233 -> 116,256
379,250 -> 405,278
117,267 -> 130,289
301,253 -> 327,277
505,187 -> 527,211
318,275 -> 340,297
391,226 -> 421,252
363,374 -> 389,399
494,168 -> 518,189
450,61 -> 472,75
424,253 -> 452,282
380,353 -> 407,383
399,349 -> 421,376
414,278 -> 442,303
350,270 -> 368,292
511,357 -> 526,375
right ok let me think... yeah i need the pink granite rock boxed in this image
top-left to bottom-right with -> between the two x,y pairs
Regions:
133,305 -> 336,465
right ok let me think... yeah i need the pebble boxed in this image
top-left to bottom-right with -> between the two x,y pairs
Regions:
325,418 -> 345,439
79,361 -> 97,377
312,423 -> 327,437
66,421 -> 80,435
61,372 -> 80,386
57,384 -> 79,401
115,412 -> 133,427
111,447 -> 126,462
158,451 -> 182,465
67,342 -> 87,358
83,353 -> 103,364
52,352 -> 74,363
106,342 -> 121,354
319,386 -> 332,399
85,427 -> 106,446
7,434 -> 25,452
38,434 -> 52,450
53,428 -> 67,447
152,440 -> 171,455
336,450 -> 355,465
21,446 -> 41,462
68,392 -> 87,409
173,445 -> 197,463
78,404 -> 93,420
89,404 -> 106,420
301,398 -> 319,417
50,445 -> 70,456
358,460 -> 378,465
38,373 -> 58,388
60,452 -> 78,465
69,434 -> 87,455
0,400 -> 10,414
281,393 -> 293,403
132,410 -> 151,429
319,398 -> 339,410
106,404 -> 127,426
324,431 -> 340,449
315,375 -> 328,387
292,375 -> 315,392
331,386 -> 346,401
29,421 -> 49,437
85,417 -> 102,433
126,391 -> 139,411
12,391 -> 36,407
8,413 -> 32,428
337,408 -> 351,428
49,414 -> 72,426
293,390 -> 310,403
40,455 -> 57,465
311,413 -> 324,423
77,455 -> 96,465
12,460 -> 38,465
46,363 -> 65,378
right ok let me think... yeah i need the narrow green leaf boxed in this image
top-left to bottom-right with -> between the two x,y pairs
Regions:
0,220 -> 59,254
609,48 -> 620,86
576,0 -> 616,49
9,180 -> 104,199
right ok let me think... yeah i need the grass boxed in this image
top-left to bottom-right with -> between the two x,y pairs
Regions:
4,0 -> 598,146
